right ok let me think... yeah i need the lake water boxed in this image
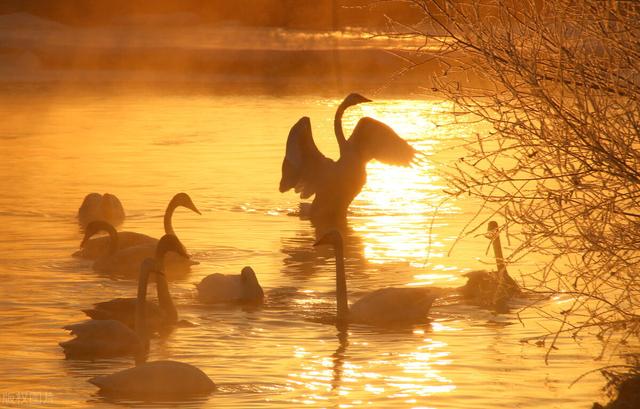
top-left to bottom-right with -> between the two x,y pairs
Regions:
0,87 -> 621,408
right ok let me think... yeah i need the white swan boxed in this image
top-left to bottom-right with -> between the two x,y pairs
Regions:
89,360 -> 215,398
74,192 -> 200,259
196,266 -> 264,304
81,222 -> 195,278
279,93 -> 417,222
83,235 -> 180,333
314,230 -> 436,325
59,259 -> 157,359
78,193 -> 125,229
89,261 -> 215,398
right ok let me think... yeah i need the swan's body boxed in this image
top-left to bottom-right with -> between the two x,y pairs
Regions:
89,360 -> 215,397
89,258 -> 215,398
83,235 -> 180,332
83,298 -> 166,333
280,94 -> 416,222
196,266 -> 264,304
457,222 -> 520,311
78,193 -> 125,228
60,259 -> 158,359
315,230 -> 435,325
74,193 -> 200,259
81,221 -> 196,278
59,319 -> 143,359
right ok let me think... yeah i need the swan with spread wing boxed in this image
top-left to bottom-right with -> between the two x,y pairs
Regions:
279,93 -> 417,222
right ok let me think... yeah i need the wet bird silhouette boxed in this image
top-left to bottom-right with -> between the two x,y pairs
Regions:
89,262 -> 215,398
78,193 -> 125,228
74,193 -> 200,259
314,230 -> 435,326
196,266 -> 264,305
60,259 -> 158,359
82,235 -> 181,333
279,93 -> 416,222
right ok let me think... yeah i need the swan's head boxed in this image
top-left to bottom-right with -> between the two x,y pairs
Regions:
172,192 -> 201,215
340,93 -> 372,110
240,266 -> 259,283
80,220 -> 116,247
313,230 -> 344,248
240,266 -> 264,302
156,234 -> 189,259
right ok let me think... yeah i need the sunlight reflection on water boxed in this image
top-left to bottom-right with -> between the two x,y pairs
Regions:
0,90 -> 620,408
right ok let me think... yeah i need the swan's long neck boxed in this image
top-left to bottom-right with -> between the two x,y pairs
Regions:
106,227 -> 118,255
163,200 -> 178,235
156,271 -> 178,324
134,266 -> 151,364
334,104 -> 348,157
334,239 -> 349,323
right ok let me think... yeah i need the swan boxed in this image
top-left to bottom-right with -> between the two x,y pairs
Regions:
457,221 -> 520,311
74,192 -> 200,259
196,266 -> 264,304
279,93 -> 417,222
78,193 -> 125,228
89,262 -> 215,398
314,230 -> 436,325
59,259 -> 158,359
89,360 -> 215,398
83,235 -> 180,333
81,222 -> 194,277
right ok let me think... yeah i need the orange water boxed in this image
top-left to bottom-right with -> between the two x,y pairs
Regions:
0,89 -> 620,408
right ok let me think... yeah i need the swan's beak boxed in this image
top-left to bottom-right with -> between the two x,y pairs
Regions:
190,204 -> 201,215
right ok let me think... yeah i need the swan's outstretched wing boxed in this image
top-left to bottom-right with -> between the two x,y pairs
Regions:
279,117 -> 333,199
348,117 -> 415,165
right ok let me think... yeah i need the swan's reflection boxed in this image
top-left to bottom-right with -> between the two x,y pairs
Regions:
331,323 -> 349,391
279,223 -> 367,280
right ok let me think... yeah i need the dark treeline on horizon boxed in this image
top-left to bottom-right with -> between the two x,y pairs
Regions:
0,0 -> 423,30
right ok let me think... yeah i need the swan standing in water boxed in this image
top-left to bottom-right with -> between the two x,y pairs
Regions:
314,230 -> 436,325
78,193 -> 125,229
279,93 -> 417,222
80,222 -> 195,277
83,234 -> 182,333
74,192 -> 200,259
196,266 -> 264,304
59,259 -> 157,359
89,261 -> 215,398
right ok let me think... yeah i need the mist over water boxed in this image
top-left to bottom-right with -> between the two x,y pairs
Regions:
0,87 -> 624,408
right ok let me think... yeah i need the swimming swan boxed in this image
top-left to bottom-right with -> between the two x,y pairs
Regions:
89,360 -> 215,398
74,193 -> 200,259
81,222 -> 194,277
196,266 -> 264,304
89,260 -> 215,398
458,221 -> 520,311
59,259 -> 158,359
279,93 -> 417,222
78,193 -> 125,229
83,235 -> 180,333
314,230 -> 436,325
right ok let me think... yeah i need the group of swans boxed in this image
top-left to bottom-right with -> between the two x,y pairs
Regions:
71,258 -> 215,397
66,193 -> 265,398
62,95 -> 520,401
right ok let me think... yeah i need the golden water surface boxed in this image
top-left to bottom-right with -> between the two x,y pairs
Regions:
0,89 -> 622,408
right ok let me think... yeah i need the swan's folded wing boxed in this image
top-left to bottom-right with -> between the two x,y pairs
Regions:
348,117 -> 415,165
279,117 -> 332,199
